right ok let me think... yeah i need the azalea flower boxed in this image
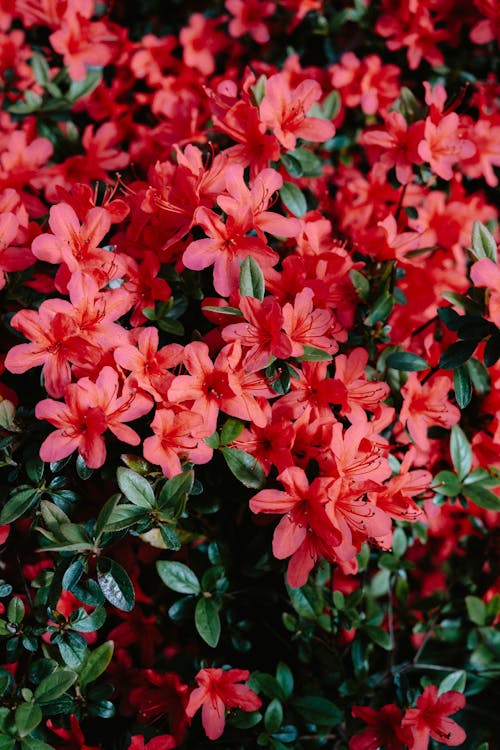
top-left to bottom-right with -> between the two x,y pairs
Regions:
402,685 -> 466,749
185,668 -> 261,740
349,704 -> 411,750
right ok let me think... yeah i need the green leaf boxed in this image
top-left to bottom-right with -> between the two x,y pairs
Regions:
292,696 -> 343,727
438,670 -> 466,695
15,703 -> 42,737
0,489 -> 39,524
265,699 -> 283,734
78,641 -> 114,687
76,455 -> 93,480
249,673 -> 285,701
34,670 -> 77,703
471,221 -> 498,262
0,738 -> 15,750
220,418 -> 245,446
194,597 -> 221,647
453,366 -> 472,408
484,331 -> 500,367
156,561 -> 200,595
286,583 -> 322,619
432,470 -> 461,497
116,468 -> 155,508
275,663 -> 294,699
239,256 -> 265,301
220,448 -> 265,489
66,70 -> 102,103
465,595 -> 487,626
439,340 -> 477,369
7,597 -> 25,625
386,352 -> 429,371
450,425 -> 472,481
466,358 -> 491,395
96,558 -> 135,612
281,153 -> 303,178
157,470 -> 194,513
69,607 -> 106,633
280,182 -> 307,218
288,148 -> 323,177
202,305 -> 244,317
95,494 -> 121,538
159,525 -> 181,550
57,631 -> 87,668
300,345 -> 333,361
230,710 -> 262,729
392,527 -> 407,558
463,483 -> 500,510
350,270 -> 370,300
364,292 -> 394,326
364,625 -> 392,650
102,504 -> 147,532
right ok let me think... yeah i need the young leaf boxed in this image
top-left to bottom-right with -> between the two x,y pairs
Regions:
264,698 -> 283,733
239,256 -> 265,301
275,663 -> 294,698
78,641 -> 114,687
465,595 -> 486,626
438,670 -> 466,695
471,221 -> 498,262
96,558 -> 135,612
0,489 -> 39,524
156,561 -> 201,595
220,418 -> 245,446
15,703 -> 42,737
194,597 -> 221,647
450,425 -> 472,480
292,696 -> 343,727
463,483 -> 500,510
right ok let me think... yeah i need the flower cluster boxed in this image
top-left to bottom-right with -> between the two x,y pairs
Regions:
0,0 -> 499,748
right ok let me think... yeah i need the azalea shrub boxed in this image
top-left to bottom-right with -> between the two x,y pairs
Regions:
1,0 -> 500,748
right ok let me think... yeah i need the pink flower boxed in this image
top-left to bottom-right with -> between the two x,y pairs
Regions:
402,686 -> 466,750
185,668 -> 261,740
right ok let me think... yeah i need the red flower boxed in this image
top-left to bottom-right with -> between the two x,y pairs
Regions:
47,715 -> 100,750
185,667 -> 261,741
350,704 -> 411,750
402,685 -> 466,750
128,735 -> 176,750
129,670 -> 189,744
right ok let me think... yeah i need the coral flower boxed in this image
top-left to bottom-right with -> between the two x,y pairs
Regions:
402,686 -> 466,750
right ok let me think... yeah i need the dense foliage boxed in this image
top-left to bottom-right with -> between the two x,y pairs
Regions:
0,0 -> 499,748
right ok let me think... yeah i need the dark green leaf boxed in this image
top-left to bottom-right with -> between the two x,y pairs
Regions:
276,663 -> 294,699
21,740 -> 54,750
66,70 -> 102,102
95,494 -> 121,538
280,182 -> 307,218
157,470 -> 194,512
471,221 -> 498,262
96,558 -> 135,612
450,425 -> 472,480
116,468 -> 155,508
34,670 -> 77,703
194,597 -> 220,647
265,699 -> 283,734
386,352 -> 429,372
69,607 -> 106,633
230,710 -> 262,729
220,448 -> 265,489
438,307 -> 462,331
484,332 -> 500,367
76,455 -> 93,480
15,703 -> 42,737
78,641 -> 114,687
292,696 -> 343,727
156,561 -> 200,595
102,504 -> 147,532
440,340 -> 477,369
453,366 -> 472,408
0,489 -> 39,524
62,560 -> 85,592
239,256 -> 265,301
364,293 -> 394,326
286,583 -> 323,619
